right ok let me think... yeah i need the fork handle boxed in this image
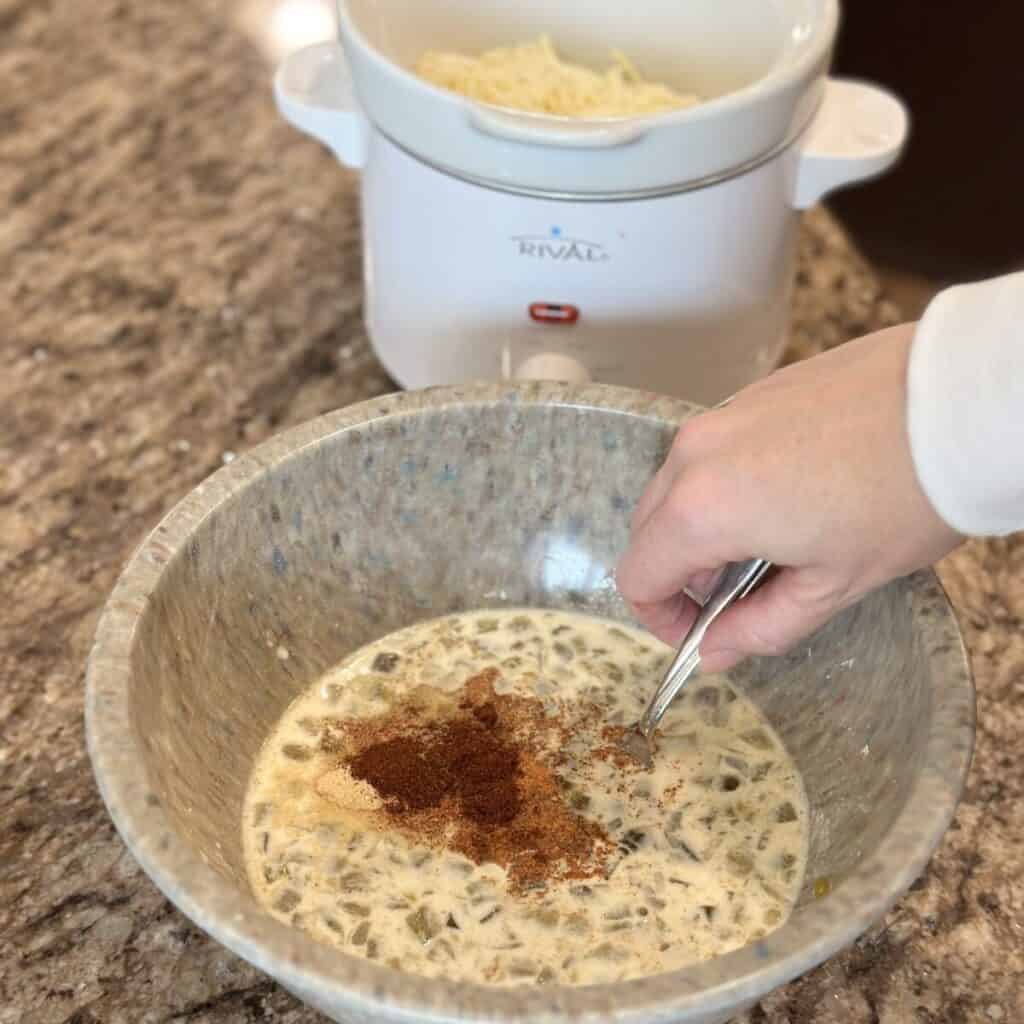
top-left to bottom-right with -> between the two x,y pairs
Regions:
637,558 -> 771,736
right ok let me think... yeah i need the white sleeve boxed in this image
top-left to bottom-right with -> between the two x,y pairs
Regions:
906,270 -> 1024,537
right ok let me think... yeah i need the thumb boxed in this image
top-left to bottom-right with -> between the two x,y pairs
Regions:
698,568 -> 845,673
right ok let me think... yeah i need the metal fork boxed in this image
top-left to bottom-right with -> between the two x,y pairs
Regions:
619,557 -> 772,768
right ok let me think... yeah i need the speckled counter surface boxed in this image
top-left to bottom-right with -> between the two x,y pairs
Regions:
1,1 -> 1021,1022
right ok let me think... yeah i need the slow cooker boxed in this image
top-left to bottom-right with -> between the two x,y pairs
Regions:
274,0 -> 908,404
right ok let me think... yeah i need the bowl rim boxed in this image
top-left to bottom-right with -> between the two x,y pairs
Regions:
85,381 -> 975,1022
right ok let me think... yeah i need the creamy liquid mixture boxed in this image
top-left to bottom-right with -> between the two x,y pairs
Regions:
243,609 -> 808,986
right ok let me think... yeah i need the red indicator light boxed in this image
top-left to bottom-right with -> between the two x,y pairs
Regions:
529,302 -> 579,325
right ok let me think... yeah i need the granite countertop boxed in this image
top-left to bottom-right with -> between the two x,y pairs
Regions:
2,1 -> 1021,1022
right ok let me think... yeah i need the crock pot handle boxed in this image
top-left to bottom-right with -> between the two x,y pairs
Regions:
789,78 -> 909,210
274,42 -> 369,169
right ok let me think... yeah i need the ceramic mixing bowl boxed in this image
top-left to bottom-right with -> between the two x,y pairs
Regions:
86,382 -> 974,1024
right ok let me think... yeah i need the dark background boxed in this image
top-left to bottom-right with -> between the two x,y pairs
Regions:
832,2 -> 1023,285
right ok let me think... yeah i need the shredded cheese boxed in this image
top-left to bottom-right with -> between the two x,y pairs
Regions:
415,35 -> 700,118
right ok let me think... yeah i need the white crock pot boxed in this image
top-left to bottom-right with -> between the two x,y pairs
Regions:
275,0 -> 907,404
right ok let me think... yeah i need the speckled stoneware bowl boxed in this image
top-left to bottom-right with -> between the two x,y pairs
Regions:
86,382 -> 974,1024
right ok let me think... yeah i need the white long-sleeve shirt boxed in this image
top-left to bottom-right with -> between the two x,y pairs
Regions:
907,270 -> 1024,537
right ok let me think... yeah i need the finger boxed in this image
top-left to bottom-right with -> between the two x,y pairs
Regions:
630,453 -> 680,534
617,485 -> 731,612
697,568 -> 845,672
630,419 -> 697,532
630,591 -> 701,648
683,567 -> 722,605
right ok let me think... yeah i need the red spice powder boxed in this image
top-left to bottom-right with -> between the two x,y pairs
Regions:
593,722 -> 648,772
348,699 -> 521,825
328,669 -> 612,890
347,736 -> 449,811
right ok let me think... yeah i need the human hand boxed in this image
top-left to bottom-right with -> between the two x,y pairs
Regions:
616,324 -> 964,671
